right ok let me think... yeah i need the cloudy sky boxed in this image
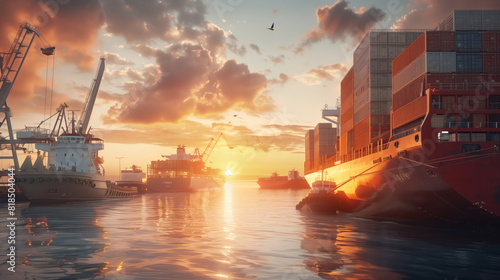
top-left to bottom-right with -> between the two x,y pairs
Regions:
1,0 -> 499,179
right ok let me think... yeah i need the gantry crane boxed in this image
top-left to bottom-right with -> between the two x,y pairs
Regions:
0,23 -> 40,169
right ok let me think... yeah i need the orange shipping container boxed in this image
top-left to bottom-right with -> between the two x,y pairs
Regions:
393,33 -> 426,77
392,95 -> 428,129
340,132 -> 348,157
354,117 -> 370,151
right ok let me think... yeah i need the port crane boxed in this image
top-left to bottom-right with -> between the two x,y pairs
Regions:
0,23 -> 40,169
76,57 -> 105,135
194,132 -> 233,163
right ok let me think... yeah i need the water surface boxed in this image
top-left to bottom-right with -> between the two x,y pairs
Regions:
1,181 -> 500,279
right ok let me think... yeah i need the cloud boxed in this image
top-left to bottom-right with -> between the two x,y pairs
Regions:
392,0 -> 500,29
269,73 -> 291,86
296,64 -> 347,85
104,52 -> 134,66
102,0 -> 207,43
249,44 -> 261,54
226,34 -> 247,56
103,44 -> 273,124
296,0 -> 385,53
268,54 -> 285,64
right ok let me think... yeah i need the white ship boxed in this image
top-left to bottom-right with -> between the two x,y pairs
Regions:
14,57 -> 137,203
16,133 -> 136,203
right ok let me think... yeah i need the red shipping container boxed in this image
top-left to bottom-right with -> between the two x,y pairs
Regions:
341,68 -> 354,115
393,33 -> 426,76
483,53 -> 500,73
426,31 -> 456,52
393,74 -> 426,111
482,31 -> 500,53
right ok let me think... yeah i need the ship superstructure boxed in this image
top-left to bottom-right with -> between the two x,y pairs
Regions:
303,10 -> 500,224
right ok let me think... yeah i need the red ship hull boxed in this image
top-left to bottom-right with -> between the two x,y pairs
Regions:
305,130 -> 500,224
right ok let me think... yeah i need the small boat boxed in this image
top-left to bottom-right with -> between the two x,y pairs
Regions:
257,170 -> 310,189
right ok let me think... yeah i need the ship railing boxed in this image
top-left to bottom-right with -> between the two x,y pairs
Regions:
428,82 -> 500,91
437,122 -> 500,129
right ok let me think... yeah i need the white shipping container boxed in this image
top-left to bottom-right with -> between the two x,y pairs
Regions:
392,53 -> 426,93
354,49 -> 369,74
354,63 -> 369,89
426,52 -> 456,73
397,32 -> 406,44
371,73 -> 391,87
388,32 -> 397,44
371,88 -> 392,101
370,59 -> 389,74
354,35 -> 370,64
354,77 -> 369,99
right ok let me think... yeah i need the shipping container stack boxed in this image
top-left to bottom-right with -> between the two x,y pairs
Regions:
304,129 -> 315,173
340,30 -> 422,162
392,10 -> 500,135
314,123 -> 336,168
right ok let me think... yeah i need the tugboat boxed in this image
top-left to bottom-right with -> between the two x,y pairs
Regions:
296,180 -> 355,214
257,170 -> 310,189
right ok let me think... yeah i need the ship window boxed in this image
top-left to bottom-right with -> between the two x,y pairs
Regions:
72,153 -> 74,157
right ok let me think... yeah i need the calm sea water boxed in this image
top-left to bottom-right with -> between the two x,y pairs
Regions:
2,181 -> 500,280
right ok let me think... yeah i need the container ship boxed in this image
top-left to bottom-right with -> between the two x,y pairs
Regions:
147,135 -> 227,192
257,170 -> 310,189
303,10 -> 500,224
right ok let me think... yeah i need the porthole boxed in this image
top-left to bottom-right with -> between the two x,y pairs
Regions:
415,134 -> 420,143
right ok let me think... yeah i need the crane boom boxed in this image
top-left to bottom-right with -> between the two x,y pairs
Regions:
201,132 -> 222,163
77,57 -> 105,134
0,23 -> 40,170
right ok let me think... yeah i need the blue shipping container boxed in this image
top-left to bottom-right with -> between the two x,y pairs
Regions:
456,53 -> 483,73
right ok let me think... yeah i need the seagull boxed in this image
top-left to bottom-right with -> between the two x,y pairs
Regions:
268,23 -> 274,31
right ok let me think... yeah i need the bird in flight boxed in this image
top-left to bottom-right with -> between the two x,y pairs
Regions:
268,23 -> 274,31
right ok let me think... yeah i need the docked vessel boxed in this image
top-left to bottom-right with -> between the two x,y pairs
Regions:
115,165 -> 147,194
15,58 -> 137,203
257,170 -> 310,189
303,11 -> 500,224
147,145 -> 225,192
15,134 -> 137,203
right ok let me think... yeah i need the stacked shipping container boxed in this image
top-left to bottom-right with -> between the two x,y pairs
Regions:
392,10 -> 500,132
344,31 -> 422,155
313,123 -> 336,168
